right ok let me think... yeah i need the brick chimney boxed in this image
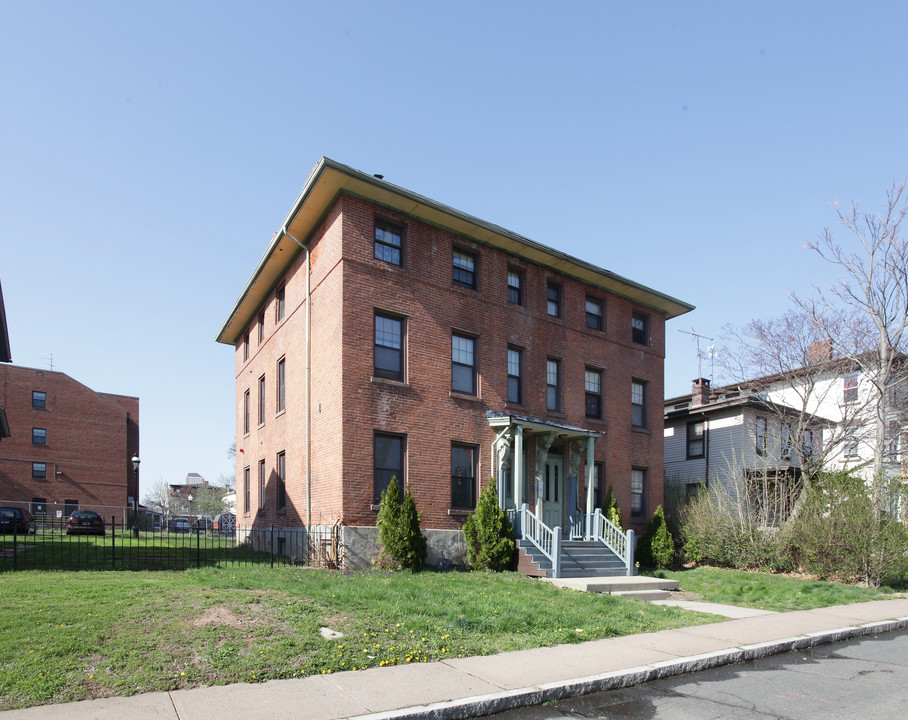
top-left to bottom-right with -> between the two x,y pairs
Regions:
808,340 -> 833,364
691,378 -> 711,407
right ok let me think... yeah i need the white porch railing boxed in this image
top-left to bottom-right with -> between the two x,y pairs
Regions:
508,506 -> 635,578
516,503 -> 561,578
588,508 -> 636,576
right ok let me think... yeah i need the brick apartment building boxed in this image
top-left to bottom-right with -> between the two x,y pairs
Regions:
217,158 -> 693,566
0,364 -> 139,523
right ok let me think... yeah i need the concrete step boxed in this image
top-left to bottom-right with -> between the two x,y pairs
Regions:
610,589 -> 672,601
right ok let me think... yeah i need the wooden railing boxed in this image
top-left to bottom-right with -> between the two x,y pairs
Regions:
516,503 -> 561,578
588,508 -> 636,576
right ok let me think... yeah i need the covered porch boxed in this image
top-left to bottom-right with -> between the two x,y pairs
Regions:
487,411 -> 635,578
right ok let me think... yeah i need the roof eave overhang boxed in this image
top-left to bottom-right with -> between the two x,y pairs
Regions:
216,157 -> 695,345
487,412 -> 602,439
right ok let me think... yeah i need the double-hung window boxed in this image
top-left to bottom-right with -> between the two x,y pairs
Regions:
243,466 -> 250,514
507,270 -> 522,304
243,389 -> 250,435
585,368 -> 602,419
547,358 -> 561,411
276,357 -> 286,412
451,443 -> 477,509
452,334 -> 477,395
276,451 -> 286,510
585,297 -> 604,330
258,375 -> 266,426
276,284 -> 285,322
755,416 -> 767,456
632,312 -> 648,345
258,459 -> 266,509
32,462 -> 46,480
243,331 -> 250,361
374,220 -> 403,265
375,313 -> 404,381
686,420 -> 705,458
258,310 -> 265,344
453,249 -> 477,288
631,468 -> 645,517
844,373 -> 858,404
781,424 -> 791,461
32,391 -> 46,409
547,282 -> 561,317
631,380 -> 647,427
374,432 -> 405,503
32,427 -> 47,445
507,347 -> 522,404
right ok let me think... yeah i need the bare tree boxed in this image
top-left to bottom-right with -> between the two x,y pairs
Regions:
142,477 -> 172,520
795,180 -> 908,514
719,308 -> 866,478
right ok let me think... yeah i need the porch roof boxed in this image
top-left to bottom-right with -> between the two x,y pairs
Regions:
486,410 -> 602,440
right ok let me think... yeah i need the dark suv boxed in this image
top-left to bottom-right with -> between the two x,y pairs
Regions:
0,507 -> 37,535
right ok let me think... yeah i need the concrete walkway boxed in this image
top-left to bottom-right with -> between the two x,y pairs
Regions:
3,598 -> 907,720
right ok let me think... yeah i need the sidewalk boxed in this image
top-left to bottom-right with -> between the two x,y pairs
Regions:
4,598 -> 908,720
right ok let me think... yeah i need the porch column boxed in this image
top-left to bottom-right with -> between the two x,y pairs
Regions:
495,430 -> 512,509
586,434 -> 596,539
513,425 -> 524,510
534,432 -> 556,519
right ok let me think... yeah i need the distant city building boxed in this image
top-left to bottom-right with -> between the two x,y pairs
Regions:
0,364 -> 139,521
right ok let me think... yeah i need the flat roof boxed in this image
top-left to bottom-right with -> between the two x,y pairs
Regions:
217,158 -> 695,345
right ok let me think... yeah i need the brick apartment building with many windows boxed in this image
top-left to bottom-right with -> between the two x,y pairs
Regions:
217,158 -> 693,566
0,364 -> 139,523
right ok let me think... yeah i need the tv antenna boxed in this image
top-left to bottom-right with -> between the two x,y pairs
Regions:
39,353 -> 54,371
678,329 -> 714,380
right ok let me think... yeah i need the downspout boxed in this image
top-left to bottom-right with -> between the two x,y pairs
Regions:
281,229 -> 312,530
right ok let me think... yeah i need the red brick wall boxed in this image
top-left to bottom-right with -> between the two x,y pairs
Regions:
0,366 -> 138,523
234,194 -> 666,535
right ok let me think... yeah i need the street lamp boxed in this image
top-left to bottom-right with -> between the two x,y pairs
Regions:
131,454 -> 140,538
188,493 -> 194,529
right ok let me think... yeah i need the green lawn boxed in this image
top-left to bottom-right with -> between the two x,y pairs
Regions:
655,566 -> 898,611
0,566 -> 710,710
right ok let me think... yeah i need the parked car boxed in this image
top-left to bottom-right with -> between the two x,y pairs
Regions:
66,510 -> 106,536
169,518 -> 190,534
0,507 -> 36,535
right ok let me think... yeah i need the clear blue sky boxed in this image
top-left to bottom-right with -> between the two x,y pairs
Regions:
3,2 -> 907,497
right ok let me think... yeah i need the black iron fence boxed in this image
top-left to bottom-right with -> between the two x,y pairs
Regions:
0,518 -> 323,572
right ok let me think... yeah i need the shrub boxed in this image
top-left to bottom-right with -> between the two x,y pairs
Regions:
602,485 -> 623,530
637,505 -> 675,569
463,479 -> 515,571
377,476 -> 427,571
785,471 -> 908,587
679,484 -> 791,571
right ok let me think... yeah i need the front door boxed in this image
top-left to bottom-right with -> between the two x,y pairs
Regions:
542,454 -> 563,529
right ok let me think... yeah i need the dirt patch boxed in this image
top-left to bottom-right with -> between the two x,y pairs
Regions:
191,606 -> 248,628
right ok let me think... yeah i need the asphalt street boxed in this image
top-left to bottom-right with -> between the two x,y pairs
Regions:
488,628 -> 908,720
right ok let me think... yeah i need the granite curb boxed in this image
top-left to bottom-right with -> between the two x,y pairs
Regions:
345,615 -> 908,720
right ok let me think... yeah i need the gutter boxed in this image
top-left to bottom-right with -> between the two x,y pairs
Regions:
280,228 -> 313,531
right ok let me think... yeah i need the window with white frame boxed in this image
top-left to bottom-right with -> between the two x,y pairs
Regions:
631,380 -> 646,427
547,358 -> 561,411
631,468 -> 645,517
452,334 -> 477,394
585,368 -> 602,419
507,347 -> 522,404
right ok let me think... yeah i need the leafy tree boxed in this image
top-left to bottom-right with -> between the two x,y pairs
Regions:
376,476 -> 426,571
638,505 -> 675,569
463,479 -> 515,571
